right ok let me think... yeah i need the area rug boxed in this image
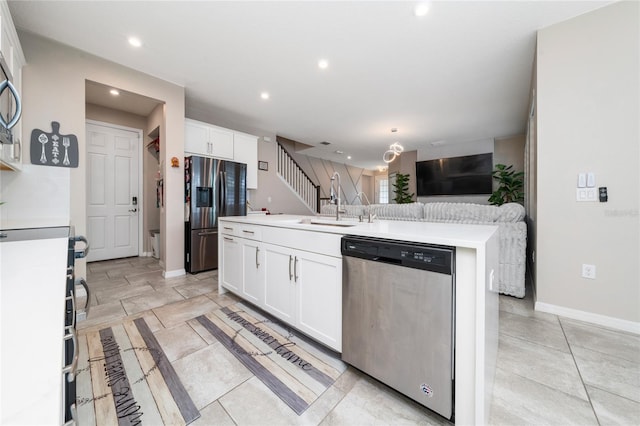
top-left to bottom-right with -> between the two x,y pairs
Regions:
77,318 -> 200,425
194,303 -> 343,415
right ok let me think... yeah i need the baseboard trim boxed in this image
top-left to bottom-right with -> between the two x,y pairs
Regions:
535,301 -> 640,335
163,268 -> 186,279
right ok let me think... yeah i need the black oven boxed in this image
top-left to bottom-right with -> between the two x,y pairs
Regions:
63,231 -> 90,425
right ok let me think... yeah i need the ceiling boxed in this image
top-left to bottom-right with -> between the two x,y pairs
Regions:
8,1 -> 610,170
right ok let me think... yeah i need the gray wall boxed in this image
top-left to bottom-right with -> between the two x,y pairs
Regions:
536,1 -> 639,324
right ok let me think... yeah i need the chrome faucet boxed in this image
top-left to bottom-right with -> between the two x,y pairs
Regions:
353,191 -> 376,223
330,172 -> 343,221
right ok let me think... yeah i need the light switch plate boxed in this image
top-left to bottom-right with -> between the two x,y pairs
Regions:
587,172 -> 595,188
576,188 -> 597,201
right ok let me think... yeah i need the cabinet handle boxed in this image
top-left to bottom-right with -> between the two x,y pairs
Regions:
294,256 -> 299,282
289,255 -> 293,280
223,226 -> 234,231
62,326 -> 78,381
255,247 -> 260,268
242,230 -> 254,235
223,236 -> 234,242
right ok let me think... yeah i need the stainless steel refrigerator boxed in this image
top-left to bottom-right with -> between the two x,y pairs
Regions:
185,155 -> 247,273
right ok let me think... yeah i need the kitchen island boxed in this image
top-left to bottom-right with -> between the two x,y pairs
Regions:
218,214 -> 499,425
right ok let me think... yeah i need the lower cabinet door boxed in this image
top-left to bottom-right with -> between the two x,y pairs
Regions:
262,243 -> 295,323
221,235 -> 241,293
242,240 -> 264,305
296,251 -> 342,351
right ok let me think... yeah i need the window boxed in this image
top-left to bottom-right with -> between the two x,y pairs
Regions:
376,177 -> 389,204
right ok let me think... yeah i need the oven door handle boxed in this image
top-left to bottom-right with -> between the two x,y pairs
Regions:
76,278 -> 90,317
62,403 -> 77,426
62,326 -> 78,381
73,235 -> 90,259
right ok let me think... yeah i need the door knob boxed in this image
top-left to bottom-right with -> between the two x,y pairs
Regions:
129,208 -> 137,213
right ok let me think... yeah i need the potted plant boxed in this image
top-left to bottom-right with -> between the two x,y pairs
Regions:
392,172 -> 414,204
488,164 -> 524,206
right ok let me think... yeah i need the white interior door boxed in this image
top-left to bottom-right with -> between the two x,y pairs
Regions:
86,122 -> 140,262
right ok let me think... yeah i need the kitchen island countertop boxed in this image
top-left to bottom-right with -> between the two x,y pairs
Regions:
220,213 -> 498,248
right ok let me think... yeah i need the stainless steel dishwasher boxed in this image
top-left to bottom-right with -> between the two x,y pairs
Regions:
341,235 -> 455,421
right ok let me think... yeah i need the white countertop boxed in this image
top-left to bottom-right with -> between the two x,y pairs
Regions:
220,214 -> 498,249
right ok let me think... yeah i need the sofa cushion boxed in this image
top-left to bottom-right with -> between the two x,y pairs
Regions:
496,203 -> 526,222
423,202 -> 500,223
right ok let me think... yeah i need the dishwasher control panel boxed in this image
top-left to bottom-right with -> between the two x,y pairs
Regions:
341,236 -> 454,275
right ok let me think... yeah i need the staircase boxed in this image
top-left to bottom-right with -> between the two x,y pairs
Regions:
277,142 -> 320,213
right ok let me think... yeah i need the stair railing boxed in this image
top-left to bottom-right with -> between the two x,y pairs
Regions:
276,142 -> 320,213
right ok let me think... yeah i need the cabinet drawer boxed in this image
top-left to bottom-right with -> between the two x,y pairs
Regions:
238,224 -> 262,241
262,227 -> 342,258
220,223 -> 239,236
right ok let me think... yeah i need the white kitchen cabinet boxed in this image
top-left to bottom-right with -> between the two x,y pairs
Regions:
263,243 -> 296,324
233,132 -> 258,189
184,118 -> 258,188
241,238 -> 264,305
295,251 -> 341,350
209,125 -> 234,159
218,219 -> 343,351
184,118 -> 234,160
220,224 -> 265,304
220,234 -> 242,293
262,241 -> 342,350
0,140 -> 21,170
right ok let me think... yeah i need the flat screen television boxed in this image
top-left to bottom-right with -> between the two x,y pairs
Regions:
416,153 -> 493,196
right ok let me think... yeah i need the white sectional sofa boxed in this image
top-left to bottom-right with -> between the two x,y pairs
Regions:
321,202 -> 527,298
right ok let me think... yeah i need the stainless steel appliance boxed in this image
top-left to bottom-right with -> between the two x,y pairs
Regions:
64,230 -> 90,425
0,51 -> 22,145
185,155 -> 246,273
341,236 -> 455,421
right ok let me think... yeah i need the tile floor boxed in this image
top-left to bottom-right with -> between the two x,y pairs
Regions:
78,257 -> 640,425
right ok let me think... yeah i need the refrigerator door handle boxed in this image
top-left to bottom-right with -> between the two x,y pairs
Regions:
221,171 -> 227,216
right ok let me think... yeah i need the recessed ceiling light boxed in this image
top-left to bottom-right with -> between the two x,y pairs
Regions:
260,92 -> 270,100
335,150 -> 343,155
318,59 -> 329,70
414,3 -> 429,17
347,156 -> 352,160
110,89 -> 120,96
128,36 -> 142,47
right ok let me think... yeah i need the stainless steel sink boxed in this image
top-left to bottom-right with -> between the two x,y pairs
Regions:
298,218 -> 359,227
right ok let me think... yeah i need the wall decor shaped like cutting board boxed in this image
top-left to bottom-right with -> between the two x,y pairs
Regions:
30,121 -> 79,168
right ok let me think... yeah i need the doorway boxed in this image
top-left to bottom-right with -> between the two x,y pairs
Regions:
85,121 -> 143,262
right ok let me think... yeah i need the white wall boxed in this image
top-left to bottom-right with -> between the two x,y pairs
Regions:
15,32 -> 185,277
536,1 -> 639,326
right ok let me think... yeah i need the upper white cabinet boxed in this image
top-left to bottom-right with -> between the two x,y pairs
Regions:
0,0 -> 25,171
185,118 -> 233,160
184,118 -> 258,189
233,131 -> 258,189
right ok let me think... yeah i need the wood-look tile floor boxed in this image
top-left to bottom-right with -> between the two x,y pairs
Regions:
78,257 -> 640,425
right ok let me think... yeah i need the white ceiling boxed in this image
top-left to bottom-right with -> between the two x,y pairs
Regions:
8,1 -> 610,170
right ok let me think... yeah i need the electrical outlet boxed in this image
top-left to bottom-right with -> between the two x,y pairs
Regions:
582,264 -> 596,279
